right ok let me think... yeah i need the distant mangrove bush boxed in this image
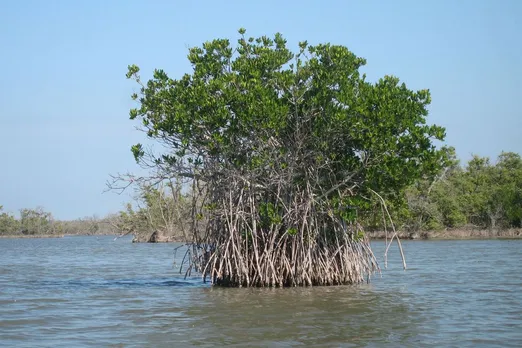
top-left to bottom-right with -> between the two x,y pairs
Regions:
109,181 -> 192,242
0,205 -> 115,237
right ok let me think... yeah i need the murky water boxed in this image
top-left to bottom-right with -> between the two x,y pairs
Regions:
0,236 -> 521,347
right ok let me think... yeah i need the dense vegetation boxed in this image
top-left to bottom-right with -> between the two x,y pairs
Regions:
380,151 -> 522,233
113,29 -> 453,287
3,149 -> 520,240
107,150 -> 522,242
110,182 -> 192,242
0,206 -> 115,237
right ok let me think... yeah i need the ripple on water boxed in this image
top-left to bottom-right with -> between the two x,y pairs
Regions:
0,237 -> 521,347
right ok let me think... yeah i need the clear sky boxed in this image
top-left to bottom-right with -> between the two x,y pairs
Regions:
1,0 -> 520,219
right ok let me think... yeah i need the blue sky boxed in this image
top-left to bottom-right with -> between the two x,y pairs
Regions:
1,0 -> 520,219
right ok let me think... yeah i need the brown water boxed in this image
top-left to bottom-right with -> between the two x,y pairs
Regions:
0,236 -> 521,347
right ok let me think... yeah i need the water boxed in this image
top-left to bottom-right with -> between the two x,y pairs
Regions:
0,236 -> 521,347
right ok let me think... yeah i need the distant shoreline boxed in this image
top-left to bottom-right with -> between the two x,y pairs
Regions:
367,228 -> 522,240
2,229 -> 521,241
0,234 -> 65,239
0,233 -> 118,239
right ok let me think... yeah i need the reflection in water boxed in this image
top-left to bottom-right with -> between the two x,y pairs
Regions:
184,286 -> 423,347
0,236 -> 521,347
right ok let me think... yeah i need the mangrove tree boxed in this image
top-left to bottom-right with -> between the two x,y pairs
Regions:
120,29 -> 448,286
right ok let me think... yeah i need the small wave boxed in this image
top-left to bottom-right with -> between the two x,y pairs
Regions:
35,277 -> 202,290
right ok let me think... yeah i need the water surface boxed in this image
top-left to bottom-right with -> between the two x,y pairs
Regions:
0,236 -> 521,347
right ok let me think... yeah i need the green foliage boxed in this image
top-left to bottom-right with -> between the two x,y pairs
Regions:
0,206 -> 117,236
127,29 -> 447,217
124,30 -> 451,285
259,202 -> 282,227
0,206 -> 20,235
443,152 -> 522,229
364,151 -> 522,231
19,207 -> 54,235
112,182 -> 191,242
